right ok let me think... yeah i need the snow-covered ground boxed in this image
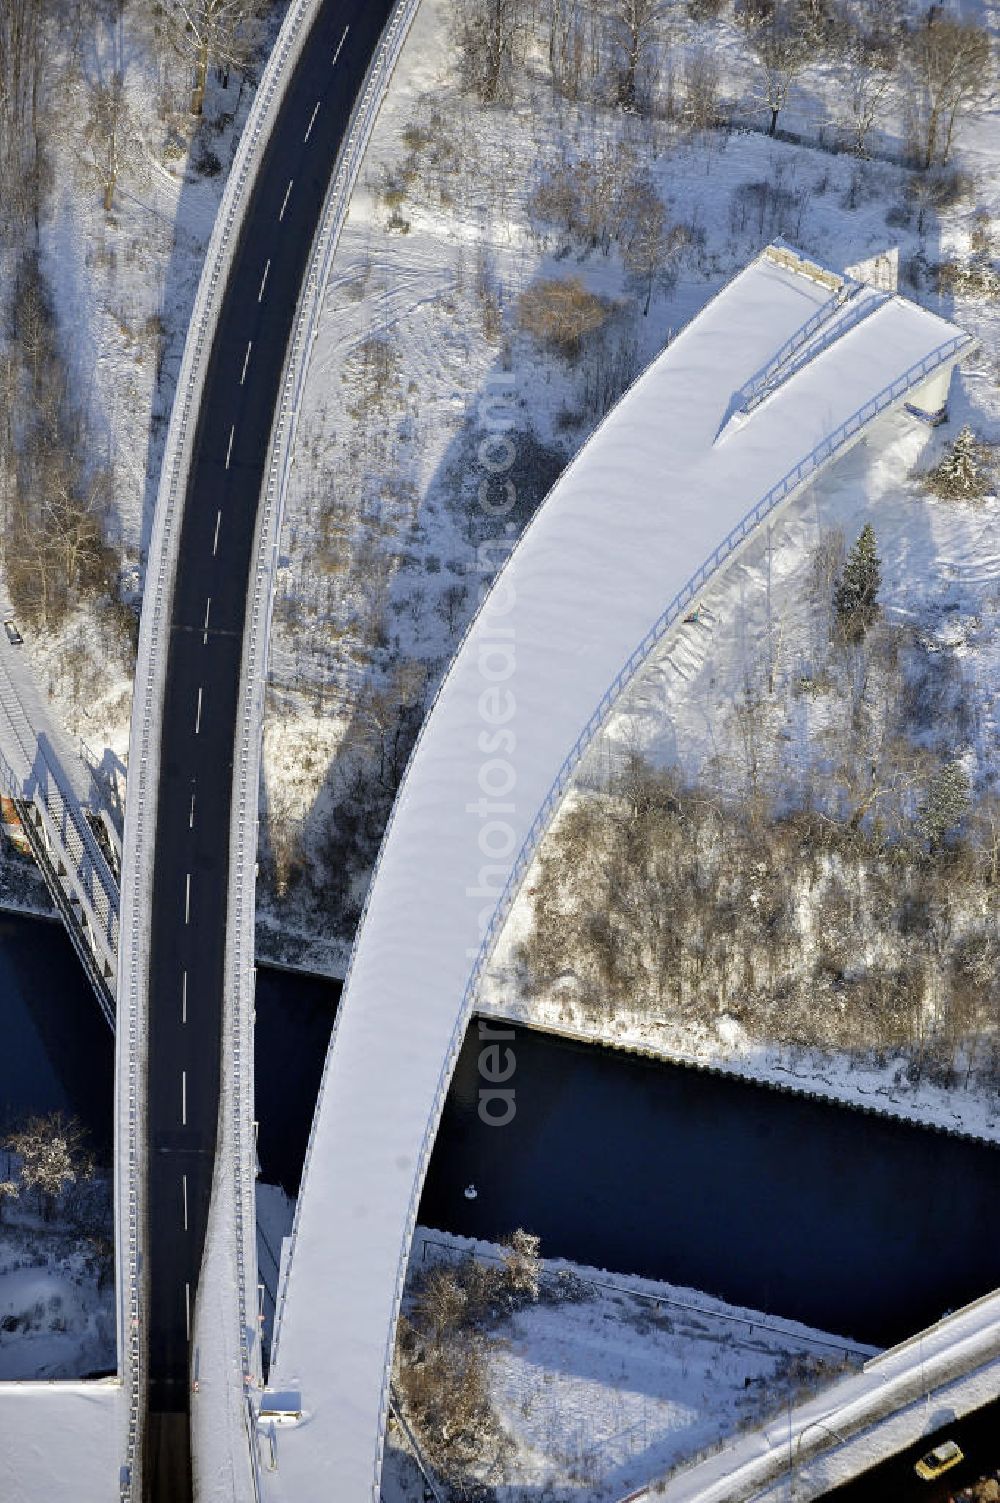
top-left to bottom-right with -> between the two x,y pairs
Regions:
480,406 -> 1000,1143
0,1158 -> 114,1382
259,0 -> 1000,987
384,1229 -> 873,1502
1,5 -> 278,765
0,1226 -> 114,1382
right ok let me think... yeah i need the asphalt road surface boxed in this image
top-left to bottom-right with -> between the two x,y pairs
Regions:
818,1395 -> 1000,1502
142,4 -> 395,1498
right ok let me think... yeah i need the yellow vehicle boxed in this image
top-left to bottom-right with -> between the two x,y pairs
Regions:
914,1439 -> 964,1481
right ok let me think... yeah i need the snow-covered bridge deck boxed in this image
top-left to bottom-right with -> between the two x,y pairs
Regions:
264,246 -> 973,1501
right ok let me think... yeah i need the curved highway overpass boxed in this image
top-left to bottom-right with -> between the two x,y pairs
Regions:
264,245 -> 973,1501
122,3 -> 396,1498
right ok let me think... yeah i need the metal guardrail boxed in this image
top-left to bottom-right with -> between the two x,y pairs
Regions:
248,0 -> 424,1382
114,0 -> 347,1494
733,288 -> 845,413
418,1233 -> 876,1359
628,1312 -> 1000,1503
863,1288 -> 1000,1373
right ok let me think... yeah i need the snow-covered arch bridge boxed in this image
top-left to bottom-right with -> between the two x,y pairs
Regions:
263,244 -> 973,1501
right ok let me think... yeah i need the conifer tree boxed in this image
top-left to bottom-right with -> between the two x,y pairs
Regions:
919,761 -> 971,853
928,425 -> 991,500
834,523 -> 881,639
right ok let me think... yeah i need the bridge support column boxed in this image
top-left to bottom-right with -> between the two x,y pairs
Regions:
906,365 -> 952,424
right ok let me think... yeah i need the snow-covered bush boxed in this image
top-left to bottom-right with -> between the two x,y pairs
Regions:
517,750 -> 999,1083
501,1228 -> 541,1301
937,258 -> 1000,300
517,276 -> 614,358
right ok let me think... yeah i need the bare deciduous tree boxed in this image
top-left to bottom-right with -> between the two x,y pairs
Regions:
749,7 -> 810,136
264,786 -> 305,900
621,173 -> 675,315
529,144 -> 650,255
609,0 -> 666,111
0,0 -> 46,231
1,252 -> 118,631
683,45 -> 722,131
82,73 -> 145,212
166,0 -> 269,115
547,0 -> 595,99
451,0 -> 525,104
903,11 -> 990,170
839,22 -> 893,155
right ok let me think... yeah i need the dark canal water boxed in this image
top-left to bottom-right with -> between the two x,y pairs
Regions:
419,1025 -> 1000,1348
0,913 -> 114,1157
4,910 -> 1000,1349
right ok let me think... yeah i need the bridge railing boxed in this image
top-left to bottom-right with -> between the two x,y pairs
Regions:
0,735 -> 118,980
736,289 -> 889,420
733,287 -> 845,413
461,333 -> 971,989
356,331 -> 973,1474
619,1287 -> 1000,1502
26,752 -> 120,958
